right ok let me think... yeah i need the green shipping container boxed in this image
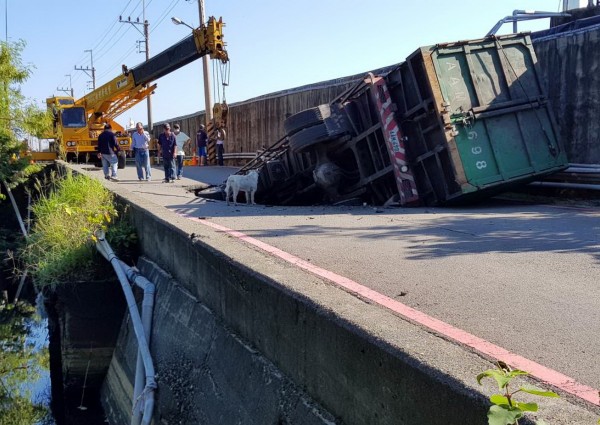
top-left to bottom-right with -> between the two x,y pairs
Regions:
395,34 -> 568,204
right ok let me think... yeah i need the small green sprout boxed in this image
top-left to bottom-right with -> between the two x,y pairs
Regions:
477,361 -> 559,425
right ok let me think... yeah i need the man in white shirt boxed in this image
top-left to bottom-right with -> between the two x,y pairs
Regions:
131,122 -> 152,181
173,123 -> 190,180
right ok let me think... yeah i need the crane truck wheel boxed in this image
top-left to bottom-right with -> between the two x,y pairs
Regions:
284,104 -> 331,137
117,151 -> 126,169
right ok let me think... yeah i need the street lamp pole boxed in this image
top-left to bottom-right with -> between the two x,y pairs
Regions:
197,0 -> 214,128
119,0 -> 152,131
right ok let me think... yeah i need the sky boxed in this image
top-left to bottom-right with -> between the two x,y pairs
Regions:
6,0 -> 571,130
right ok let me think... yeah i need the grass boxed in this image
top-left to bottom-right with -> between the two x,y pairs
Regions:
22,169 -> 138,288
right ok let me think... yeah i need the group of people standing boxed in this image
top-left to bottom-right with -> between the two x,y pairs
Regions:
156,123 -> 189,183
156,122 -> 227,182
97,120 -> 226,183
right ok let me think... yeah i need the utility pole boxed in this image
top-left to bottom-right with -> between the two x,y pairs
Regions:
75,49 -> 96,91
67,74 -> 73,97
56,74 -> 73,97
197,0 -> 213,128
119,0 -> 152,131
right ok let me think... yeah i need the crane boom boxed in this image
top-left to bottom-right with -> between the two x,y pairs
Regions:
130,16 -> 227,86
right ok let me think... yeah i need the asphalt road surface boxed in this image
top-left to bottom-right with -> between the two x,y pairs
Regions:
80,162 -> 600,396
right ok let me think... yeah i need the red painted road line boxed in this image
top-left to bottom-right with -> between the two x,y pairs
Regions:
190,216 -> 600,407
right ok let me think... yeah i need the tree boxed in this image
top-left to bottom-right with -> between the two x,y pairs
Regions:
0,40 -> 51,201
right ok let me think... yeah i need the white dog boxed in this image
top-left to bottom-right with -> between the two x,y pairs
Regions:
225,170 -> 259,206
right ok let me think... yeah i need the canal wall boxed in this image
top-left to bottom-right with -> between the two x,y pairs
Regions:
86,173 -> 597,424
99,185 -> 489,424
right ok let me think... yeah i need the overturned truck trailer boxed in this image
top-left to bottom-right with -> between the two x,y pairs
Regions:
244,33 -> 568,206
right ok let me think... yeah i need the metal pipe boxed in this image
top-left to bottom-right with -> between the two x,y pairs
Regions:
487,11 -> 571,35
95,232 -> 156,425
569,163 -> 600,168
563,167 -> 600,174
2,180 -> 28,238
123,262 -> 156,425
529,181 -> 600,191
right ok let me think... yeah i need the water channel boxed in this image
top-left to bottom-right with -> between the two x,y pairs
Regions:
0,290 -> 54,425
1,213 -> 107,425
0,282 -> 110,425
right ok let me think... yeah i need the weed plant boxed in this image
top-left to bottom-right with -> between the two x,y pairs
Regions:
23,170 -> 137,288
478,361 -> 558,425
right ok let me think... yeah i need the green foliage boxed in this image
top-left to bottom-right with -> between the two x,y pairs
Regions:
478,361 -> 559,425
0,303 -> 48,425
22,170 -> 138,288
0,39 -> 51,195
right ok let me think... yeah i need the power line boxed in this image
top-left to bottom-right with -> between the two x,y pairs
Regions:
54,0 -> 139,92
97,0 -> 180,82
150,0 -> 181,34
96,44 -> 137,81
54,0 -> 184,97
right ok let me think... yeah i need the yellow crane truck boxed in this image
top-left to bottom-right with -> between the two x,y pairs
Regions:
38,17 -> 228,166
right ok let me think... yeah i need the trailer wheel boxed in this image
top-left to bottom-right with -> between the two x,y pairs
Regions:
284,104 -> 331,137
289,122 -> 346,153
194,185 -> 225,201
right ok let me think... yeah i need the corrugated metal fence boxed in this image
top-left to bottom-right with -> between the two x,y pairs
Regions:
152,68 -> 394,164
533,23 -> 600,163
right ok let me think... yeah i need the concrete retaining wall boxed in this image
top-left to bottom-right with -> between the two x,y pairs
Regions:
91,181 -> 599,424
102,257 -> 338,425
97,189 -> 491,424
100,197 -> 489,424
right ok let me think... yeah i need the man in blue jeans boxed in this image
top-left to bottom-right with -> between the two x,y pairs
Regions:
216,124 -> 226,166
196,124 -> 208,166
157,123 -> 176,183
173,123 -> 190,179
97,123 -> 120,181
131,122 -> 152,181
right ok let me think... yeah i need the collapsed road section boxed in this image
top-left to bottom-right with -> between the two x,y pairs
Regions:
215,33 -> 568,207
